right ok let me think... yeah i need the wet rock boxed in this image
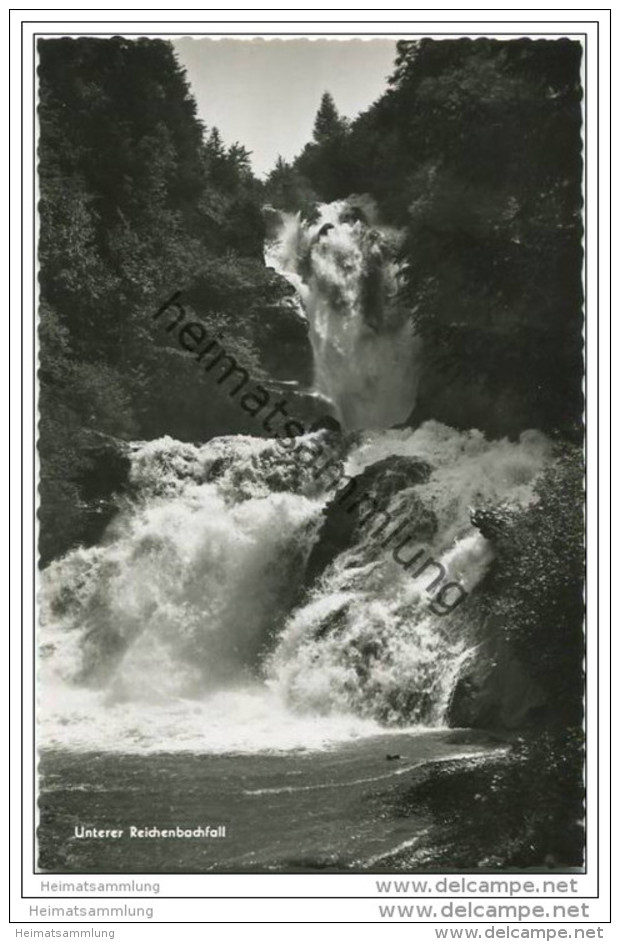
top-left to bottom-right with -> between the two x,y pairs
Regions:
304,454 -> 435,588
447,629 -> 548,730
72,431 -> 131,552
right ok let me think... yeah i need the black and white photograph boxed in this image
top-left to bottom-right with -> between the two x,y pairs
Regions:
33,28 -> 589,880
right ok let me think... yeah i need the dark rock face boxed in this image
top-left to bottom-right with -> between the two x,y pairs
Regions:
253,297 -> 314,386
304,454 -> 435,588
469,506 -> 512,540
447,627 -> 548,730
79,435 -> 132,553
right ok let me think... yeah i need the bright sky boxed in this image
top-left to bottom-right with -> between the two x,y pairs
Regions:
172,38 -> 397,177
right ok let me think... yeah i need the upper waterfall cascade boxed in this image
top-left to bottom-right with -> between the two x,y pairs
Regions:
265,200 -> 422,431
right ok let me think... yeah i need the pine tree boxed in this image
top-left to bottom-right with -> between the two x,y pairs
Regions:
312,92 -> 346,145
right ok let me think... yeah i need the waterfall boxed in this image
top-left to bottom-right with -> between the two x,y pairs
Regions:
267,423 -> 550,726
39,425 -> 550,754
39,198 -> 552,754
265,199 -> 422,431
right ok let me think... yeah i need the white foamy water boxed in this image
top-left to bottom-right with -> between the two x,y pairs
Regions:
39,683 -> 388,754
266,199 -> 422,431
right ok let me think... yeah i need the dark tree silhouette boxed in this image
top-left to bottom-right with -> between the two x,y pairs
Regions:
312,91 -> 347,144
